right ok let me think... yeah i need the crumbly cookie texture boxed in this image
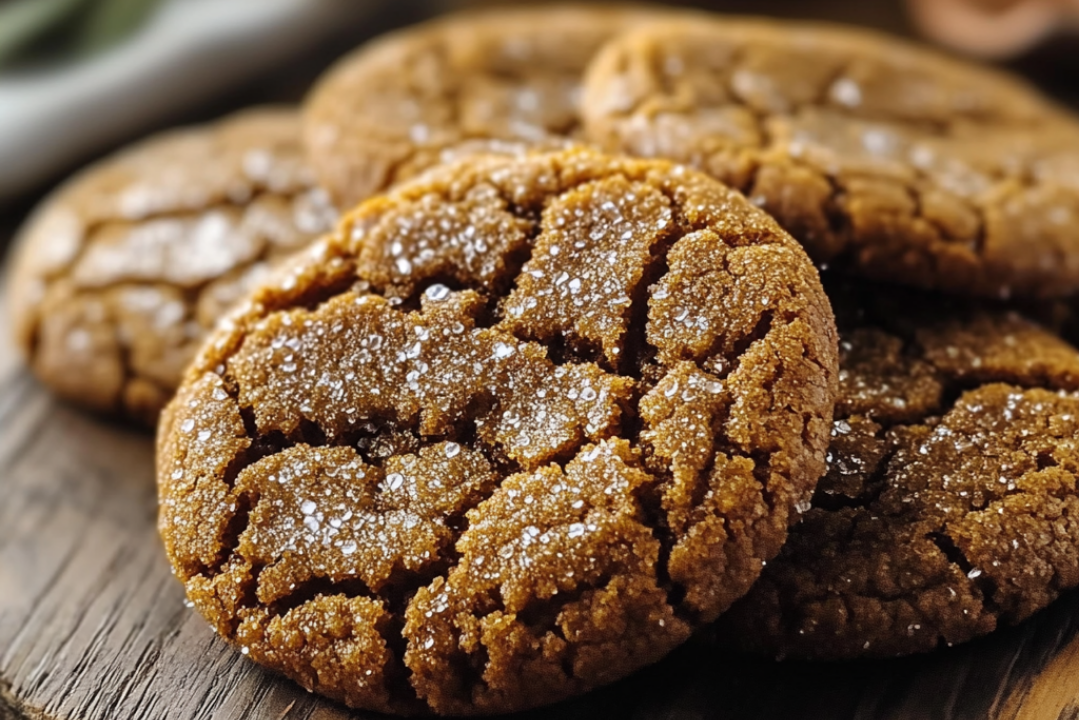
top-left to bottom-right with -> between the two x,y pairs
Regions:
157,150 -> 838,714
711,283 -> 1079,659
580,19 -> 1079,299
6,108 -> 336,424
302,5 -> 682,207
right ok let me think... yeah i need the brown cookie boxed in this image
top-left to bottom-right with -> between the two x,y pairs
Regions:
156,149 -> 838,714
6,108 -> 337,425
580,19 -> 1079,299
302,5 -> 680,208
711,282 -> 1079,659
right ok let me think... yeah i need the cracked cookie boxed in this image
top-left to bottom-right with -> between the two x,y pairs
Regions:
157,149 -> 838,714
580,19 -> 1079,299
302,5 -> 680,208
711,283 -> 1079,659
6,108 -> 337,425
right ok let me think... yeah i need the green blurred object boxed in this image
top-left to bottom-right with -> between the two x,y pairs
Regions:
77,0 -> 164,55
0,0 -> 88,66
0,0 -> 162,68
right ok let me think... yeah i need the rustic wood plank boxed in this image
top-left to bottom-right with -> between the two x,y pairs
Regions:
0,293 -> 1076,720
1003,637 -> 1078,720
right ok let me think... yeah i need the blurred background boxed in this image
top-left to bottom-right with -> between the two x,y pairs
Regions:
0,0 -> 1076,243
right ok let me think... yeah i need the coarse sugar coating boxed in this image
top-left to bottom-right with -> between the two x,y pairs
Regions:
157,149 -> 838,714
302,5 -> 683,207
580,19 -> 1079,299
711,282 -> 1079,659
6,108 -> 336,424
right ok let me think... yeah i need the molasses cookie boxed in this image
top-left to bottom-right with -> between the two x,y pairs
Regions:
302,5 -> 678,207
6,108 -> 336,424
711,283 -> 1079,659
157,149 -> 838,714
581,19 -> 1079,299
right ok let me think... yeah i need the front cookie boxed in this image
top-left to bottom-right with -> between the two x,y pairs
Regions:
157,150 -> 838,714
711,283 -> 1079,659
581,19 -> 1079,299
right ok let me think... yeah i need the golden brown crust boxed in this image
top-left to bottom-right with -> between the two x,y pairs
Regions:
157,149 -> 838,714
5,108 -> 336,424
301,5 -> 686,208
711,282 -> 1079,659
580,18 -> 1079,299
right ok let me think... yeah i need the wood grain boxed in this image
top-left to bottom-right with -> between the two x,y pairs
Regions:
0,299 -> 1076,720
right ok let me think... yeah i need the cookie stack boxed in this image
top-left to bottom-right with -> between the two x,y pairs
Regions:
7,5 -> 1077,716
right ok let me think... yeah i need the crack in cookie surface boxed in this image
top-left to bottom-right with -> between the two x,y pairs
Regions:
156,149 -> 838,714
580,19 -> 1078,299
7,109 -> 337,425
710,281 -> 1080,660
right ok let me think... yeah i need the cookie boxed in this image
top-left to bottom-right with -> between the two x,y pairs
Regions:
157,149 -> 838,714
6,108 -> 336,424
302,5 -> 677,207
711,283 -> 1079,659
580,19 -> 1079,299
